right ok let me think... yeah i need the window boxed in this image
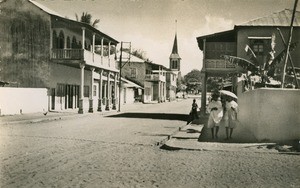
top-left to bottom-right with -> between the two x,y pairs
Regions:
130,68 -> 137,78
172,60 -> 177,69
84,86 -> 89,97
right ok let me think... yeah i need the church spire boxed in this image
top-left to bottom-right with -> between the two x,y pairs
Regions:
169,20 -> 181,71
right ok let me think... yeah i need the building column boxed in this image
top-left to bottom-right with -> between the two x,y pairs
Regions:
105,71 -> 110,111
108,41 -> 111,67
81,27 -> 85,50
112,72 -> 118,110
88,68 -> 95,113
92,33 -> 95,62
200,72 -> 207,115
158,81 -> 161,103
97,69 -> 103,112
103,82 -> 107,106
101,37 -> 104,64
78,63 -> 85,114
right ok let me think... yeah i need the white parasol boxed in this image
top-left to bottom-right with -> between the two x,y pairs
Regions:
220,90 -> 238,99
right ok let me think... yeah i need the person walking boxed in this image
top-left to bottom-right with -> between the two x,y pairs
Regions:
207,92 -> 223,139
191,99 -> 199,120
223,96 -> 238,140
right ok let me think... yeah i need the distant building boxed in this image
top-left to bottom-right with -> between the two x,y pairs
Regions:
116,51 -> 168,103
197,9 -> 300,113
0,0 -> 120,113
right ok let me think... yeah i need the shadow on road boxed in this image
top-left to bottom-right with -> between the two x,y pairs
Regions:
107,112 -> 188,121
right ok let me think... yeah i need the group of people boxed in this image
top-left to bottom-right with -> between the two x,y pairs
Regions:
207,91 -> 238,140
189,90 -> 238,140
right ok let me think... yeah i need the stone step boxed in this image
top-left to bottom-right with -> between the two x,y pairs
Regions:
172,131 -> 201,139
181,124 -> 204,133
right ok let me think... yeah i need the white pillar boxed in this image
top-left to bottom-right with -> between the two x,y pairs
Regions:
112,72 -> 118,110
108,41 -> 111,66
92,33 -> 95,62
97,69 -> 103,112
105,71 -> 110,111
101,38 -> 104,64
78,63 -> 85,114
81,27 -> 85,50
89,68 -> 95,113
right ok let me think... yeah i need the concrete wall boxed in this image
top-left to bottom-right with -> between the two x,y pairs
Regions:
238,88 -> 300,141
0,87 -> 48,115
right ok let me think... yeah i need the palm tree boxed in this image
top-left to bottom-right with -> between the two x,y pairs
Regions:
75,12 -> 100,28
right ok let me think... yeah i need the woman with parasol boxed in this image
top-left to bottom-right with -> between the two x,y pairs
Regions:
220,90 -> 238,140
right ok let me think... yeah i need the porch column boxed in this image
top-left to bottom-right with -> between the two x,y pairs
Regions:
78,63 -> 85,114
89,68 -> 95,113
92,33 -> 95,62
103,82 -> 107,106
200,72 -> 207,115
200,38 -> 207,115
112,72 -> 118,110
97,69 -> 103,112
101,37 -> 104,64
158,81 -> 161,103
105,71 -> 111,111
108,41 -> 111,66
81,27 -> 85,50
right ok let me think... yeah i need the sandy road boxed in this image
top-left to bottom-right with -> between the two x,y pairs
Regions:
0,98 -> 299,187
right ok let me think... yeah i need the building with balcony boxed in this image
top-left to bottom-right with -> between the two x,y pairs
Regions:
197,9 -> 300,113
117,51 -> 168,103
0,0 -> 120,113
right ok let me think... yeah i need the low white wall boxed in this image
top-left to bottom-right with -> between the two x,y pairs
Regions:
239,88 -> 300,142
0,87 -> 48,115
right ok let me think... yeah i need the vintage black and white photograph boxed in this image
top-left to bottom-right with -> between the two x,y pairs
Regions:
0,0 -> 299,187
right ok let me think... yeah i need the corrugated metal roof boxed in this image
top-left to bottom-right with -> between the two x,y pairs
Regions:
237,9 -> 300,27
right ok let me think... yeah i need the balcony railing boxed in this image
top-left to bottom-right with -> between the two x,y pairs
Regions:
145,74 -> 166,82
205,59 -> 236,69
51,49 -> 117,71
51,49 -> 83,60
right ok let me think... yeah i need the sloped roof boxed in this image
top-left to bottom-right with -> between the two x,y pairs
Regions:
28,0 -> 118,44
115,51 -> 146,63
170,33 -> 181,59
237,9 -> 300,27
29,0 -> 62,17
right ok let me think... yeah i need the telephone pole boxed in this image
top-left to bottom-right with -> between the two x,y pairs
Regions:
118,42 -> 131,112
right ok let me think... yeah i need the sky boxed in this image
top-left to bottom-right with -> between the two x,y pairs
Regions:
34,0 -> 298,76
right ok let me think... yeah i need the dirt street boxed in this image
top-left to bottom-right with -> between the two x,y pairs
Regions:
0,98 -> 299,187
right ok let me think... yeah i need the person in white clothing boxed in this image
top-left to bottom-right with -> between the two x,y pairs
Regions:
207,92 -> 223,139
223,96 -> 238,140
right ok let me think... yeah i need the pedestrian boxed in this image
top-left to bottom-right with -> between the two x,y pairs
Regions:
207,92 -> 223,139
223,96 -> 238,140
190,99 -> 199,120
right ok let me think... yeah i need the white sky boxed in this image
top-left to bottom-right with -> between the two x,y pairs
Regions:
34,0 -> 297,75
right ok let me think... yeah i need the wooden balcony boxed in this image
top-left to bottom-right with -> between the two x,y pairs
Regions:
145,74 -> 166,82
51,49 -> 118,72
205,59 -> 236,69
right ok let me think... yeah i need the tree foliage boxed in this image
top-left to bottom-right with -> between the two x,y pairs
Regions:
75,12 -> 100,28
184,69 -> 202,83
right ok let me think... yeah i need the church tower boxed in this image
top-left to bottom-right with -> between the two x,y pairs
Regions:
169,33 -> 181,72
169,20 -> 181,78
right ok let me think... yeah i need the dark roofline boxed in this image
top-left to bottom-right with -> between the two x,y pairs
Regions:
28,0 -> 118,44
196,29 -> 236,51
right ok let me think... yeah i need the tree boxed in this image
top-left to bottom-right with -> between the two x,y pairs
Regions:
75,12 -> 100,28
184,69 -> 202,83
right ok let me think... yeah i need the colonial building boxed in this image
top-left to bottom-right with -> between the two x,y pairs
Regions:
0,0 -> 120,113
117,51 -> 168,103
197,9 -> 300,113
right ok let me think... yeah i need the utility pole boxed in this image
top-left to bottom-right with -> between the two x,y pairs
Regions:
118,42 -> 131,112
281,0 -> 298,88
